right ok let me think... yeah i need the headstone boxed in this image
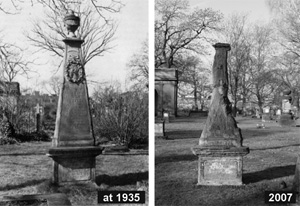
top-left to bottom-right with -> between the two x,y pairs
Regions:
155,118 -> 166,139
192,43 -> 249,186
163,112 -> 169,123
262,107 -> 271,122
47,10 -> 103,185
263,107 -> 270,114
278,90 -> 295,127
276,109 -> 281,116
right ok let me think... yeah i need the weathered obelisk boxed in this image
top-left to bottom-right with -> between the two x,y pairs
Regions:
47,10 -> 103,185
192,43 -> 249,185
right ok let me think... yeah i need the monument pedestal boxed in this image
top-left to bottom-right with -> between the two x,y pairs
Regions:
47,147 -> 102,184
155,118 -> 166,138
192,146 -> 249,185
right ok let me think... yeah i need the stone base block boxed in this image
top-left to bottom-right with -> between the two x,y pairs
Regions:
155,119 -> 165,137
192,146 -> 249,186
197,156 -> 243,185
47,146 -> 103,185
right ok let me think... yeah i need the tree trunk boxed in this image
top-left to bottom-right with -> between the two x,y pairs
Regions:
194,85 -> 198,111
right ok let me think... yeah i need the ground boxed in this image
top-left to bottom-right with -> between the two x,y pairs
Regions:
0,142 -> 148,206
156,116 -> 299,206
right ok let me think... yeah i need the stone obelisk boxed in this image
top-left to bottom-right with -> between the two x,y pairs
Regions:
47,10 -> 103,185
192,43 -> 249,185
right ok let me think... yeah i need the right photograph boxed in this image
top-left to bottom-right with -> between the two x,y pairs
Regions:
155,0 -> 300,205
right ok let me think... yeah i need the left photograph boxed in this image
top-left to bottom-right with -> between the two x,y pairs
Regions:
0,0 -> 148,205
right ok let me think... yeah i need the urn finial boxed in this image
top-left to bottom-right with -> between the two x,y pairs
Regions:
64,10 -> 80,38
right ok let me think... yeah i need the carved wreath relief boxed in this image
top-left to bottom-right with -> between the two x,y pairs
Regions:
65,55 -> 85,83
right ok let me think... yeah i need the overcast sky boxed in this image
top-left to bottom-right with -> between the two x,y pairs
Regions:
190,0 -> 271,21
0,0 -> 272,94
0,0 -> 148,94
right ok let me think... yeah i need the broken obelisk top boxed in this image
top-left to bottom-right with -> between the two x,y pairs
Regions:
199,43 -> 243,148
47,10 -> 102,185
192,43 -> 249,186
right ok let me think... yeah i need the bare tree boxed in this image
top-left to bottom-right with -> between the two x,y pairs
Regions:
179,56 -> 211,110
0,0 -> 22,14
155,0 -> 223,69
41,75 -> 62,95
221,13 -> 252,115
26,2 -> 118,68
248,23 -> 276,113
266,0 -> 300,58
0,41 -> 32,82
273,53 -> 300,109
1,0 -> 123,19
127,40 -> 148,90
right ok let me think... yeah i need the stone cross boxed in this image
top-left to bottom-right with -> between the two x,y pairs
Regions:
192,43 -> 249,186
34,103 -> 42,114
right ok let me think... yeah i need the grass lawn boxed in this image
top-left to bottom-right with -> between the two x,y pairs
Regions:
0,142 -> 148,206
155,116 -> 300,206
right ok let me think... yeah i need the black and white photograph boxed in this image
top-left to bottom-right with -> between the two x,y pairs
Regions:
155,0 -> 300,205
0,0 -> 148,205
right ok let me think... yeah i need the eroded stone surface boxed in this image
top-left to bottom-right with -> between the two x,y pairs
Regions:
198,156 -> 243,185
199,43 -> 243,148
192,43 -> 249,186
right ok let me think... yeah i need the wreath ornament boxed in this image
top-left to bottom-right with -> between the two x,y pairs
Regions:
65,55 -> 85,84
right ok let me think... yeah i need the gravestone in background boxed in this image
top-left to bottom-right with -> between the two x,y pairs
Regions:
47,10 -> 102,185
262,106 -> 271,122
278,90 -> 295,127
192,43 -> 249,185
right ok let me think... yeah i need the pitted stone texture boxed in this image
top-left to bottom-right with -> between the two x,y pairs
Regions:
197,156 -> 243,185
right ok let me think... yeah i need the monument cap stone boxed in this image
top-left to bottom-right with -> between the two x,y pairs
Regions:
213,43 -> 231,50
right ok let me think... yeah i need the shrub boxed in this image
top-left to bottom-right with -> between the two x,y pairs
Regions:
14,131 -> 51,142
0,116 -> 15,138
91,86 -> 148,148
0,136 -> 19,145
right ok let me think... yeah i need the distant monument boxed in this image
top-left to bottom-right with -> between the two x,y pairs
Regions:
278,89 -> 294,127
47,10 -> 102,185
192,43 -> 249,185
155,69 -> 178,118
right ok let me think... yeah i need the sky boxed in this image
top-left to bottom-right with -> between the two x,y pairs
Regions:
190,0 -> 271,21
0,0 -> 148,94
0,0 -> 272,95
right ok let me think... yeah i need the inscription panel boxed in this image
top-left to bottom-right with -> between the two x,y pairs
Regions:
203,159 -> 238,181
59,165 -> 91,182
58,81 -> 92,141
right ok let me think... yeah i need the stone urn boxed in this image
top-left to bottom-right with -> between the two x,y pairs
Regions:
64,10 -> 80,38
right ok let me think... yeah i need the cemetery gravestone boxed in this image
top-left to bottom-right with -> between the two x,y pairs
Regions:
155,118 -> 166,138
278,90 -> 294,127
47,10 -> 103,185
262,106 -> 271,122
192,43 -> 249,185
